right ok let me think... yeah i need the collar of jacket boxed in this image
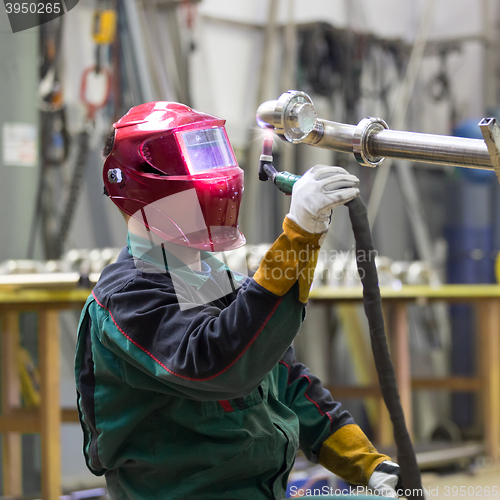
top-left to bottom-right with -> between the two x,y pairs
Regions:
126,231 -> 238,290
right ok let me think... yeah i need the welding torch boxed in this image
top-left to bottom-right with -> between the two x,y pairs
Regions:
258,131 -> 301,195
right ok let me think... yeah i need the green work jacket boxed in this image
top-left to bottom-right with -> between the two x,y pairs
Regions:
75,234 -> 374,499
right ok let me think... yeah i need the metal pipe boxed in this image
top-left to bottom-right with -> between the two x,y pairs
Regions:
256,91 -> 496,171
301,120 -> 355,153
369,129 -> 493,169
0,273 -> 100,289
291,116 -> 493,169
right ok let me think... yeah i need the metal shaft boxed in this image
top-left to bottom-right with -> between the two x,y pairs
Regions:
303,121 -> 493,170
370,129 -> 492,169
256,91 -> 496,171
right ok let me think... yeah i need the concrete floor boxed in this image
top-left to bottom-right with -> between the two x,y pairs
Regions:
421,463 -> 500,500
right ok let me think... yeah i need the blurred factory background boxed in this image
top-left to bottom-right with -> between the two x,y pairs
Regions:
1,0 -> 500,498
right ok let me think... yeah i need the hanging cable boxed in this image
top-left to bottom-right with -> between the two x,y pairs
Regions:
298,22 -> 344,97
54,130 -> 91,258
55,6 -> 115,258
259,149 -> 424,498
27,15 -> 68,259
347,196 -> 423,500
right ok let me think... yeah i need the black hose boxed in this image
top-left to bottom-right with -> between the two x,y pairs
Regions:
56,129 -> 91,258
346,196 -> 423,500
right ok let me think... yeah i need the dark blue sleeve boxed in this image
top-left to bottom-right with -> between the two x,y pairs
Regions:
277,346 -> 354,463
93,274 -> 305,401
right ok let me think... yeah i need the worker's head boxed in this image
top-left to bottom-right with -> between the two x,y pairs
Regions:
103,102 -> 245,252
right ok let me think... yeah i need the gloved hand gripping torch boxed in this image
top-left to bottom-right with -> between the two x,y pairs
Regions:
258,133 -> 423,500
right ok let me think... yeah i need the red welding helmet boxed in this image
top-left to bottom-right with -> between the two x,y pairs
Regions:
103,102 -> 245,252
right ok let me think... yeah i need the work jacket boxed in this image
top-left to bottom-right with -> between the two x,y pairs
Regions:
75,224 -> 388,499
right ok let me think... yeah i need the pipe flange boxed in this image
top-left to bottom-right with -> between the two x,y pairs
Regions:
353,117 -> 389,167
274,91 -> 317,143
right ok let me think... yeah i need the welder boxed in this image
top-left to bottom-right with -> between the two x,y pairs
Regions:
75,101 -> 401,499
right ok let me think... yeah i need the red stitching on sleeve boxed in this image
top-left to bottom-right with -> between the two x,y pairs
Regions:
92,290 -> 282,382
279,360 -> 333,423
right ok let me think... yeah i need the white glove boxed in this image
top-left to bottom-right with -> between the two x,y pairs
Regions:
367,460 -> 401,498
287,165 -> 360,234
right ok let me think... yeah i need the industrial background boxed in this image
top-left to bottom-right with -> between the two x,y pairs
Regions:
1,0 -> 500,498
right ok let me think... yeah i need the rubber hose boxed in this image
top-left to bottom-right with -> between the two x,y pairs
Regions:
56,129 -> 91,258
346,196 -> 423,500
